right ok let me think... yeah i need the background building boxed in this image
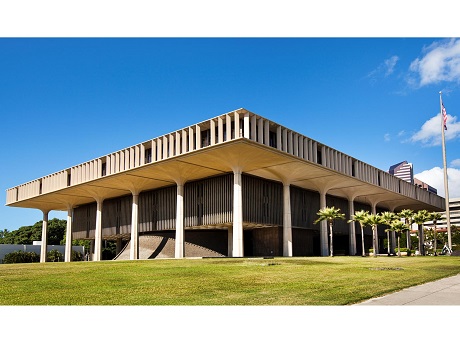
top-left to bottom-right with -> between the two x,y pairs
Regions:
436,197 -> 460,230
389,161 -> 414,184
414,178 -> 438,194
389,161 -> 437,194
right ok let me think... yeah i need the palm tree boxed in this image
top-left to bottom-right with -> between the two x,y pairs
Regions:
389,220 -> 410,257
398,209 -> 414,250
428,211 -> 443,256
381,211 -> 398,255
314,206 -> 345,257
413,210 -> 430,255
365,213 -> 383,257
348,210 -> 370,257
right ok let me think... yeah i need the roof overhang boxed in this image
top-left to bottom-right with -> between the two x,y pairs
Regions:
7,138 -> 445,213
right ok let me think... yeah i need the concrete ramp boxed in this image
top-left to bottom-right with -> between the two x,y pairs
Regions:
114,235 -> 225,260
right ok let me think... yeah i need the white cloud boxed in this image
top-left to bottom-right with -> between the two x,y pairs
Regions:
451,159 -> 460,168
409,113 -> 460,146
384,56 -> 399,76
384,133 -> 390,142
414,167 -> 460,198
367,55 -> 399,83
409,39 -> 460,87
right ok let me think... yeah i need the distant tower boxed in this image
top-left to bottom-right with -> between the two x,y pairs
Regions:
389,161 -> 413,184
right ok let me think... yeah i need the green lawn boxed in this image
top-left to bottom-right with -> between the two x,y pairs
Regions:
1,256 -> 460,305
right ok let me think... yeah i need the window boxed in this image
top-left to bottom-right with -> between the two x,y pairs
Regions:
145,148 -> 152,163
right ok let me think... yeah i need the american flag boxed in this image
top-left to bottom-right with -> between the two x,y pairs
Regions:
442,102 -> 447,130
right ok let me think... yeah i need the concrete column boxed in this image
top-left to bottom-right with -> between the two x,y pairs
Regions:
264,119 -> 269,146
348,198 -> 357,256
94,199 -> 103,261
182,129 -> 187,153
234,112 -> 240,138
257,118 -> 264,144
195,125 -> 201,149
175,183 -> 185,258
320,191 -> 329,256
210,120 -> 216,145
218,117 -> 224,143
64,208 -> 73,262
250,115 -> 257,141
40,211 -> 49,263
283,184 -> 293,257
130,193 -> 139,260
226,114 -> 231,141
243,112 -> 250,139
282,128 -> 288,152
188,126 -> 194,151
232,170 -> 244,257
276,126 -> 282,149
227,226 -> 233,257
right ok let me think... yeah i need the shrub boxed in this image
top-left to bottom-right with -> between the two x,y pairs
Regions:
72,250 -> 84,261
3,250 -> 40,264
47,249 -> 63,262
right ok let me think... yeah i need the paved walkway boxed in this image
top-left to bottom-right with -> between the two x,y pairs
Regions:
355,273 -> 460,305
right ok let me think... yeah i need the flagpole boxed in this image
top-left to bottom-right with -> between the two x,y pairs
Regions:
439,91 -> 452,251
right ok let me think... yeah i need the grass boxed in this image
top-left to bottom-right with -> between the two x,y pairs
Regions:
1,256 -> 460,305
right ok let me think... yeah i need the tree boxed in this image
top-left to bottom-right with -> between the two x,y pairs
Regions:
398,209 -> 414,250
0,229 -> 9,240
348,210 -> 370,257
380,211 -> 398,255
314,206 -> 345,257
365,213 -> 383,257
388,220 -> 410,257
413,210 -> 430,255
0,218 -> 66,245
428,212 -> 443,256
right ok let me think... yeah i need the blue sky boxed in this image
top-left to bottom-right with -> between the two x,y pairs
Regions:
1,37 -> 460,231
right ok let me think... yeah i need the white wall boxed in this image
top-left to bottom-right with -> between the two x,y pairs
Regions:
0,244 -> 84,263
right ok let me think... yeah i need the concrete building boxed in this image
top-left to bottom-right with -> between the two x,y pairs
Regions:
5,108 -> 446,262
435,197 -> 460,230
389,161 -> 414,184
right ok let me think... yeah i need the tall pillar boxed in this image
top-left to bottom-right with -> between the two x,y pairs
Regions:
64,208 -> 73,262
348,198 -> 357,256
40,211 -> 49,263
227,226 -> 233,257
320,191 -> 329,256
130,193 -> 139,260
94,199 -> 103,261
232,170 -> 244,257
283,183 -> 293,257
175,183 -> 185,258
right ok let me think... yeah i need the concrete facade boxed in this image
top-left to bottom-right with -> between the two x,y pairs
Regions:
5,109 -> 446,261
